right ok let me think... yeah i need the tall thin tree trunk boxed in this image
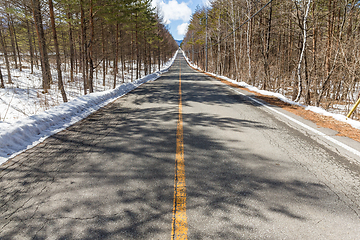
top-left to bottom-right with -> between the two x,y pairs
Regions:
262,2 -> 272,90
13,24 -> 22,71
295,0 -> 312,102
67,10 -> 75,82
32,0 -> 52,92
7,18 -> 17,69
131,29 -> 134,81
80,0 -> 87,94
102,24 -> 106,86
26,19 -> 34,74
303,50 -> 310,104
246,0 -> 252,84
312,1 -> 317,102
0,64 -> 4,88
78,35 -> 82,75
62,32 -> 67,71
288,18 -> 292,74
88,0 -> 94,93
31,22 -> 39,69
325,0 -> 334,76
135,15 -> 139,79
158,35 -> 162,71
120,29 -> 125,82
49,0 -> 67,102
144,32 -> 147,75
0,29 -> 12,84
217,13 -> 221,74
230,0 -> 238,79
148,40 -> 151,74
113,23 -> 119,89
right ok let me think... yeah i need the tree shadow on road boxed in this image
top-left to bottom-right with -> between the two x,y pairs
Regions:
0,62 -> 357,239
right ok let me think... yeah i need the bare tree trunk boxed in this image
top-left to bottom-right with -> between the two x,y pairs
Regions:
148,42 -> 151,74
7,18 -> 17,69
49,0 -> 67,102
113,23 -> 119,89
158,33 -> 162,71
217,12 -> 221,74
88,0 -> 94,93
31,22 -> 39,69
0,29 -> 12,84
62,31 -> 67,72
0,65 -> 4,88
120,29 -> 125,82
67,10 -> 75,82
144,32 -> 147,75
230,0 -> 238,79
287,18 -> 292,74
131,29 -> 134,82
262,2 -> 272,90
26,19 -> 34,74
78,35 -> 82,75
32,0 -> 52,92
324,0 -> 334,76
303,50 -> 311,104
246,0 -> 252,84
102,24 -> 106,86
295,0 -> 311,102
136,16 -> 139,79
80,0 -> 87,95
13,24 -> 22,71
312,1 -> 317,103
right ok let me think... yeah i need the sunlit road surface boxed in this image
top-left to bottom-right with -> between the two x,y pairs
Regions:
1,52 -> 360,239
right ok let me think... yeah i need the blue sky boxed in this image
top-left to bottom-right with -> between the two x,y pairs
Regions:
152,0 -> 211,40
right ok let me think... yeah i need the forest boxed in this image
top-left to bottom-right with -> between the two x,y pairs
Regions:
0,0 -> 178,106
182,0 -> 360,119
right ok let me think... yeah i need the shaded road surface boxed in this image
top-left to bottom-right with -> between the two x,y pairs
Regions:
1,52 -> 360,239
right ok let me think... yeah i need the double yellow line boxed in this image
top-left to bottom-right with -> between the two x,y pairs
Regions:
171,59 -> 188,240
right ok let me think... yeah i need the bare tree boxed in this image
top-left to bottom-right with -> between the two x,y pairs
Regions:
0,28 -> 12,84
32,0 -> 52,92
295,0 -> 312,102
49,0 -> 67,102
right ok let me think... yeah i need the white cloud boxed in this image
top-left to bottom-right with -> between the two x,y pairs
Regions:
202,0 -> 212,7
177,22 -> 189,36
152,0 -> 192,24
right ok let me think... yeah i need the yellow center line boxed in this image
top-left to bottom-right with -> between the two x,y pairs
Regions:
171,59 -> 188,240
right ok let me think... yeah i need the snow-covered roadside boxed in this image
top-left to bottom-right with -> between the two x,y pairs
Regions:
182,51 -> 360,131
0,50 -> 178,165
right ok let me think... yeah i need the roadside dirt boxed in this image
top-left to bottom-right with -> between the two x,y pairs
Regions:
200,71 -> 360,143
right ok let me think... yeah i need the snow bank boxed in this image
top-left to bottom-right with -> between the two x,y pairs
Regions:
182,51 -> 360,130
0,50 -> 178,165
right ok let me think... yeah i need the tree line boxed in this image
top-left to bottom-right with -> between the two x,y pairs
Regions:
0,0 -> 178,102
182,0 -> 360,118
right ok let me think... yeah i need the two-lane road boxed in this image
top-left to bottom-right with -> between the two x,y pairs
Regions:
1,52 -> 360,239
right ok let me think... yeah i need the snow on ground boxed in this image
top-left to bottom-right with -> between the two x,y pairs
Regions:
182,51 -> 360,131
0,50 -> 178,165
0,59 -> 166,123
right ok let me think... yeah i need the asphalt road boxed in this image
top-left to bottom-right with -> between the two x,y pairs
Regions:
1,52 -> 360,239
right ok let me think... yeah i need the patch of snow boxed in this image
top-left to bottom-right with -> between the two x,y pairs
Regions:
0,50 -> 178,165
305,105 -> 360,130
